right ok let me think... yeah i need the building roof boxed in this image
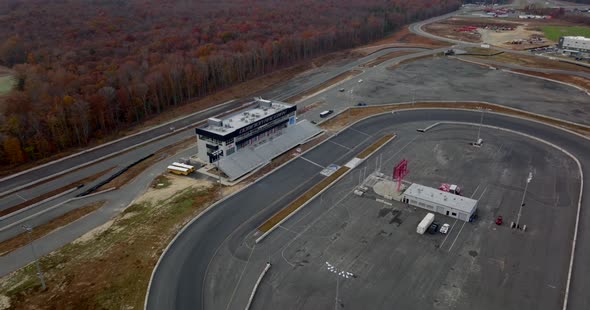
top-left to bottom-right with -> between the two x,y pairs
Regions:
563,36 -> 590,41
404,183 -> 478,214
218,120 -> 322,180
197,98 -> 294,137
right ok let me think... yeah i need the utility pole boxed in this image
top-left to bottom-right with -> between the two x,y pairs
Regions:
515,172 -> 533,228
22,225 -> 46,290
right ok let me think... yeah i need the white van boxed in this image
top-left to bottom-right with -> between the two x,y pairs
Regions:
319,110 -> 334,118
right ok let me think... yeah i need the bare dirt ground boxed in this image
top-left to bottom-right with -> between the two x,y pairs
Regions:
478,25 -> 547,50
353,27 -> 450,56
460,49 -> 590,74
424,16 -> 586,50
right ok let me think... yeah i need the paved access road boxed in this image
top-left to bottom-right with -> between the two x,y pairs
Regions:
147,109 -> 590,310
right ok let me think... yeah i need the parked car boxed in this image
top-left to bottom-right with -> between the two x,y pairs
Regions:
440,223 -> 450,234
356,102 -> 367,106
428,222 -> 440,234
495,216 -> 503,225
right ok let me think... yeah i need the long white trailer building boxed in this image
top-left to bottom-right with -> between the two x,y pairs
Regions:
402,183 -> 478,222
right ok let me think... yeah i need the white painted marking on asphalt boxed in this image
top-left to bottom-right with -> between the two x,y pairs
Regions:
547,284 -> 557,289
299,156 -> 325,169
225,245 -> 255,310
349,127 -> 372,137
447,220 -> 467,253
471,184 -> 480,198
15,193 -> 26,202
439,219 -> 458,249
448,186 -> 489,252
329,140 -> 352,150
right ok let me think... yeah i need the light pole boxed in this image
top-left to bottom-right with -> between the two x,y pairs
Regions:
22,224 -> 46,290
325,262 -> 354,310
515,172 -> 533,228
211,149 -> 223,196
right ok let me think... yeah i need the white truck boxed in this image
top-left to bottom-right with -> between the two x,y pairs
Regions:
417,213 -> 435,235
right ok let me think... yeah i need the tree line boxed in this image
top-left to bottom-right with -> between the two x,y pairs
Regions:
0,0 -> 461,166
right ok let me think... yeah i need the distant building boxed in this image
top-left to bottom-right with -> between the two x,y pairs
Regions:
558,36 -> 590,52
402,183 -> 478,222
195,98 -> 297,164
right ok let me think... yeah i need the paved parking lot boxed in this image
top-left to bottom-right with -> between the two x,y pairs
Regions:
206,124 -> 580,310
299,57 -> 590,125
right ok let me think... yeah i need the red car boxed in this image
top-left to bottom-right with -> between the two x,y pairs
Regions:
495,216 -> 503,225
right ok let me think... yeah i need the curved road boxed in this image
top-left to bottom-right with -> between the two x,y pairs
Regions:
147,109 -> 590,310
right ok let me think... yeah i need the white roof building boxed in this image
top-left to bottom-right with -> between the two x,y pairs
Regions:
402,183 -> 478,222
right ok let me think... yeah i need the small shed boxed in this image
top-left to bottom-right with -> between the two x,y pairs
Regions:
402,183 -> 478,222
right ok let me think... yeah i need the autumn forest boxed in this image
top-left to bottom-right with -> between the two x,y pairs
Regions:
0,0 -> 462,166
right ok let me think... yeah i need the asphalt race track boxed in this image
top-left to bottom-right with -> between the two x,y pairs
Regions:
147,109 -> 590,310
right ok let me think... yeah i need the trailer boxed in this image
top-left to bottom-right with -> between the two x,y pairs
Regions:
417,213 -> 435,235
172,162 -> 195,173
167,165 -> 190,176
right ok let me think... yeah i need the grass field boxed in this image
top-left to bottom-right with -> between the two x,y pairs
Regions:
542,26 -> 590,42
0,75 -> 15,94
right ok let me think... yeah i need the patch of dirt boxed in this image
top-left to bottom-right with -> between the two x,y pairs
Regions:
354,27 -> 450,56
462,51 -> 590,74
135,175 -> 211,205
356,134 -> 395,159
0,294 -> 10,310
0,201 -> 105,256
478,25 -> 547,50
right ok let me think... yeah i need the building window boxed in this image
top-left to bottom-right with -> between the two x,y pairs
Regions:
452,212 -> 457,216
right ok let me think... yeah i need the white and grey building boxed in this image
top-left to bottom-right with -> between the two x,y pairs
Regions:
558,36 -> 590,52
402,183 -> 478,222
195,98 -> 321,181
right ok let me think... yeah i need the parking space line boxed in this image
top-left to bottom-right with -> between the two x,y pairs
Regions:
439,219 -> 458,249
446,186 -> 489,252
447,220 -> 467,252
329,140 -> 352,150
299,156 -> 325,169
471,184 -> 480,198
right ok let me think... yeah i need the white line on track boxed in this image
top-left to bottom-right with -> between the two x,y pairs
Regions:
299,156 -> 325,169
329,140 -> 352,150
15,193 -> 26,201
349,127 -> 372,137
225,245 -> 255,310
